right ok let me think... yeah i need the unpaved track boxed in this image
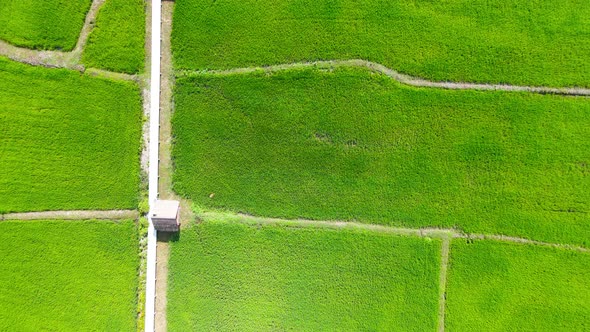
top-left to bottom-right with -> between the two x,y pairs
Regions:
178,59 -> 590,96
154,2 -> 194,331
203,211 -> 590,253
155,4 -> 174,331
1,209 -> 138,220
437,237 -> 450,332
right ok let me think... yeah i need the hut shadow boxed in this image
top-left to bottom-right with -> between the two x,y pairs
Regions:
157,231 -> 180,242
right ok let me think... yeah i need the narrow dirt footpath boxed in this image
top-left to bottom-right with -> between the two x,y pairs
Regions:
201,211 -> 590,253
1,210 -> 138,220
437,237 -> 450,332
178,60 -> 590,96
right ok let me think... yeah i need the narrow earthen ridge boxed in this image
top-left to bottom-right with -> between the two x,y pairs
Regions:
199,211 -> 590,253
455,233 -> 590,254
437,237 -> 451,332
1,210 -> 138,221
73,0 -> 106,54
177,59 -> 590,96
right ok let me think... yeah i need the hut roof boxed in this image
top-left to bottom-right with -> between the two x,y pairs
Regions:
152,200 -> 180,219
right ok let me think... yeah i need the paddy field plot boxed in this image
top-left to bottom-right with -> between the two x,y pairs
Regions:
0,58 -> 142,213
172,68 -> 590,247
83,0 -> 146,74
445,239 -> 590,331
172,0 -> 590,87
167,219 -> 440,331
0,220 -> 139,331
0,0 -> 91,50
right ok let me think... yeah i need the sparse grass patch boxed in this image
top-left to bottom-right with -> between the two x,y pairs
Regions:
172,68 -> 590,246
0,58 -> 142,212
168,219 -> 440,331
445,239 -> 590,331
0,219 -> 139,331
0,0 -> 91,50
82,0 -> 146,74
172,0 -> 590,87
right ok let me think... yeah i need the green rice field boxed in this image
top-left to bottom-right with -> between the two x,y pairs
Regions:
172,68 -> 590,247
83,0 -> 146,74
445,239 -> 590,331
0,219 -> 139,331
0,58 -> 142,213
172,0 -> 590,87
167,219 -> 440,331
0,0 -> 91,50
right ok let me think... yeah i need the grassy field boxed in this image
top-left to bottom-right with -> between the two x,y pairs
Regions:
83,0 -> 146,74
0,219 -> 139,331
0,0 -> 91,50
172,68 -> 590,247
168,219 -> 440,331
445,239 -> 590,331
0,58 -> 142,213
172,0 -> 590,87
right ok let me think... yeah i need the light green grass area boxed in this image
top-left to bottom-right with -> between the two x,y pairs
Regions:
0,58 -> 142,213
0,219 -> 139,331
0,0 -> 91,50
168,219 -> 440,331
172,68 -> 590,247
82,0 -> 146,74
445,239 -> 590,331
172,0 -> 590,87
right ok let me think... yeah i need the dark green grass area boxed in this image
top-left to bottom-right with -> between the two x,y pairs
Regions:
0,220 -> 139,331
168,219 -> 440,331
0,0 -> 91,50
82,0 -> 146,74
172,0 -> 590,87
172,68 -> 590,247
0,58 -> 142,213
446,239 -> 590,331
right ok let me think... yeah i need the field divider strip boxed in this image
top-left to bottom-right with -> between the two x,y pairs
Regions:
454,233 -> 590,253
1,210 -> 139,220
73,0 -> 106,54
199,211 -> 590,253
176,59 -> 590,96
437,237 -> 450,332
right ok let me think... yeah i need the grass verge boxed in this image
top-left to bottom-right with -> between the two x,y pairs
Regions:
82,0 -> 146,74
0,58 -> 143,212
172,68 -> 590,247
168,218 -> 440,331
445,239 -> 590,331
0,219 -> 140,330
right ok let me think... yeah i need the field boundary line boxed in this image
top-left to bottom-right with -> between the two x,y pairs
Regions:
74,0 -> 106,55
0,0 -> 136,82
437,237 -> 450,332
1,209 -> 138,220
454,232 -> 590,253
177,59 -> 590,96
199,211 -> 590,253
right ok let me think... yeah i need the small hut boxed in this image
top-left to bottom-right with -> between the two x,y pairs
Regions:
151,200 -> 180,232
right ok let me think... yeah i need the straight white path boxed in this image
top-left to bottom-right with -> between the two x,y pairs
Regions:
145,0 -> 161,330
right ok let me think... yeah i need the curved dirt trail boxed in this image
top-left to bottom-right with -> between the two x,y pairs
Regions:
1,209 -> 138,220
178,59 -> 590,96
0,0 -> 135,81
